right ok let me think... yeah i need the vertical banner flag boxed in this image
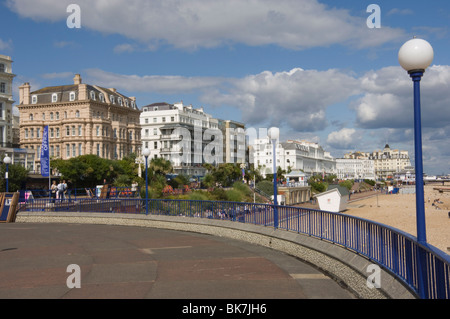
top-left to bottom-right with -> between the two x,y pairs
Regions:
40,125 -> 50,177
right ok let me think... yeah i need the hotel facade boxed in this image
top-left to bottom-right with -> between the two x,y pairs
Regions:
251,138 -> 336,177
17,74 -> 141,171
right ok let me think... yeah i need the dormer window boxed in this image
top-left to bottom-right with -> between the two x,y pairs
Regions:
32,95 -> 37,104
69,92 -> 76,101
118,97 -> 123,106
90,91 -> 96,100
99,93 -> 105,103
110,95 -> 115,104
52,93 -> 58,103
125,100 -> 129,107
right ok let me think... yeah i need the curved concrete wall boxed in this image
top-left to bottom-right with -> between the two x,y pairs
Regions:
16,211 -> 416,299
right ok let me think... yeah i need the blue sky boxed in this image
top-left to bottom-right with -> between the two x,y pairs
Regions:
1,0 -> 450,175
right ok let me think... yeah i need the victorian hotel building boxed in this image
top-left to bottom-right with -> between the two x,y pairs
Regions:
140,102 -> 246,176
17,74 -> 141,171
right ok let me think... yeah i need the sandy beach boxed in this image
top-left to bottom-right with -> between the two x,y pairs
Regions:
343,185 -> 450,254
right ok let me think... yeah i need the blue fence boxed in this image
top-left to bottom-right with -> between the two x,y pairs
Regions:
17,197 -> 450,299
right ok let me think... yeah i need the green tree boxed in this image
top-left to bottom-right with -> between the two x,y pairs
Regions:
51,155 -> 121,187
0,163 -> 29,192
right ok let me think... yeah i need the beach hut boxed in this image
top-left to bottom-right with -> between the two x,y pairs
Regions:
314,185 -> 348,213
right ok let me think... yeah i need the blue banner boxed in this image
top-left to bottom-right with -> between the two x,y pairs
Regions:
40,125 -> 50,177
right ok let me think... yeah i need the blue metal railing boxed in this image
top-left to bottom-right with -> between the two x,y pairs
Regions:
17,197 -> 450,299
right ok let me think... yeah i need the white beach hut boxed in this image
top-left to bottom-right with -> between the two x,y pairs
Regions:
314,185 -> 348,213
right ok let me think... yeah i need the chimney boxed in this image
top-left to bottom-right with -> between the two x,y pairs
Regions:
74,74 -> 82,85
19,82 -> 31,105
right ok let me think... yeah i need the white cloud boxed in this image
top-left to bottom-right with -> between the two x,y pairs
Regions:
353,65 -> 450,129
0,38 -> 13,51
83,68 -> 226,94
201,68 -> 360,131
41,72 -> 73,79
326,128 -> 361,149
6,0 -> 405,50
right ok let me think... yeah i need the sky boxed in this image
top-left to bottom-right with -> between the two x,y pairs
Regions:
1,0 -> 450,175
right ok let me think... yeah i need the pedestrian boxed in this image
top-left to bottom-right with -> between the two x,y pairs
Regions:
57,180 -> 67,200
51,180 -> 57,203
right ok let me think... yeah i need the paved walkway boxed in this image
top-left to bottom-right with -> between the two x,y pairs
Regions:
0,223 -> 355,299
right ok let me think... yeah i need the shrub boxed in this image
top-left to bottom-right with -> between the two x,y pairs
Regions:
226,189 -> 243,202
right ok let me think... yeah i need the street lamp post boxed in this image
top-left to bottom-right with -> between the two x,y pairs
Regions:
398,37 -> 434,244
3,155 -> 11,193
142,148 -> 151,215
268,127 -> 279,229
399,37 -> 434,300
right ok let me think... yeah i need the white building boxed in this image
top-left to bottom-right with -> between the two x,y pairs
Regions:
140,102 -> 223,176
344,144 -> 411,180
336,158 -> 375,180
251,138 -> 336,177
0,55 -> 15,147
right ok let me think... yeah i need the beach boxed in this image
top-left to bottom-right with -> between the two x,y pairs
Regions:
343,185 -> 450,254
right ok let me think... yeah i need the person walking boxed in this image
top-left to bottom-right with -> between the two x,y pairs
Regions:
57,180 -> 67,200
51,180 -> 57,203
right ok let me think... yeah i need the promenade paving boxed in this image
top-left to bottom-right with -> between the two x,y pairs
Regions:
0,222 -> 355,299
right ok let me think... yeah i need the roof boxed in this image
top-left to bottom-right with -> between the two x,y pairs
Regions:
328,184 -> 349,196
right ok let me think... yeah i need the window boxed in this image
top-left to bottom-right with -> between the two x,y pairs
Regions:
153,128 -> 157,135
145,129 -> 149,136
66,126 -> 70,136
50,128 -> 54,138
72,144 -> 76,157
99,93 -> 105,103
69,92 -> 76,101
78,143 -> 82,156
162,117 -> 166,123
90,91 -> 96,100
72,126 -> 76,136
50,146 -> 54,157
153,118 -> 157,123
154,141 -> 158,149
0,83 -> 5,93
171,117 -> 175,122
0,64 -> 4,73
56,145 -> 60,157
78,125 -> 82,136
110,95 -> 115,104
50,112 -> 54,120
37,128 -> 41,138
145,118 -> 148,124
75,110 -> 80,118
32,95 -> 37,104
125,100 -> 129,107
56,112 -> 59,120
66,144 -> 70,158
25,128 -> 29,138
56,128 -> 60,138
118,97 -> 123,106
30,128 -> 34,138
114,128 -> 117,138
29,114 -> 33,121
96,144 -> 100,156
52,93 -> 58,103
96,126 -> 100,136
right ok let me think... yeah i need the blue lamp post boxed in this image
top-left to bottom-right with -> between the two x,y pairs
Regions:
4,155 -> 11,192
399,38 -> 433,299
142,148 -> 151,215
268,127 -> 279,229
398,37 -> 434,244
